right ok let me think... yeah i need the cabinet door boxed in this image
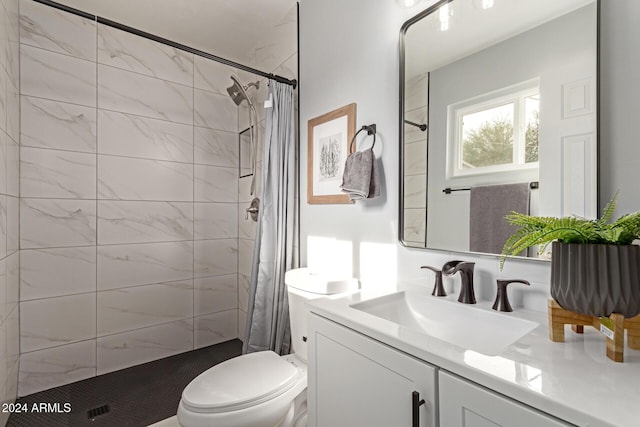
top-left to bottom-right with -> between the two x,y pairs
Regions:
308,313 -> 437,427
439,372 -> 571,427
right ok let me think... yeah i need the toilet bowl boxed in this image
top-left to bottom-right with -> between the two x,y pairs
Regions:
177,268 -> 358,427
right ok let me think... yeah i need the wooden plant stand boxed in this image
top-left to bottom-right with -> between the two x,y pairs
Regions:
548,299 -> 640,362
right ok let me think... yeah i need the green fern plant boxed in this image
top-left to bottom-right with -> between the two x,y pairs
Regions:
500,192 -> 640,269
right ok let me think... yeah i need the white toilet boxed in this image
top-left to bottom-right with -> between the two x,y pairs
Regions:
177,268 -> 358,427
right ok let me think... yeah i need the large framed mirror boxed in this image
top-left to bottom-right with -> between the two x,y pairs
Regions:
399,0 -> 599,261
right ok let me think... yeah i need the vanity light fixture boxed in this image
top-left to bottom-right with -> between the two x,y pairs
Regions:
482,0 -> 495,8
439,3 -> 453,31
396,0 -> 423,8
473,0 -> 495,9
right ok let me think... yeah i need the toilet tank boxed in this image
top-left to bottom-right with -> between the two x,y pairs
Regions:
285,268 -> 358,362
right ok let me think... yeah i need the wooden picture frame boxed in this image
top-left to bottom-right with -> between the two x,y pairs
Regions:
307,103 -> 356,204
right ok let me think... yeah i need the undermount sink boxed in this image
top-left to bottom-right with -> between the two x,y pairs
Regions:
350,291 -> 538,356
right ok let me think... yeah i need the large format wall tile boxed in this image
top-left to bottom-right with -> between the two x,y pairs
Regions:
238,273 -> 250,313
194,310 -> 238,349
21,96 -> 97,153
194,126 -> 238,167
20,198 -> 97,249
194,165 -> 238,202
404,140 -> 427,176
194,203 -> 237,240
194,89 -> 237,132
98,24 -> 193,86
254,3 -> 297,75
194,274 -> 237,317
6,138 -> 19,197
0,132 -> 6,195
238,238 -> 254,278
0,195 -> 6,260
0,259 -> 6,322
0,67 -> 6,131
97,280 -> 193,336
6,195 -> 18,253
18,340 -> 96,396
21,247 -> 96,301
21,147 -> 96,199
97,241 -> 193,290
15,0 -> 249,392
97,319 -> 193,375
238,214 -> 257,240
5,6 -> 19,90
403,174 -> 427,209
98,110 -> 193,163
194,239 -> 238,278
20,293 -> 96,352
6,79 -> 18,142
98,201 -> 193,245
194,56 -> 235,95
98,155 -> 193,202
21,45 -> 96,107
6,251 -> 19,310
20,0 -> 96,60
98,65 -> 193,125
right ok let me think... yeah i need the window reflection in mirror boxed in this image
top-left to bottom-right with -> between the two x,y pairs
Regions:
400,0 -> 598,257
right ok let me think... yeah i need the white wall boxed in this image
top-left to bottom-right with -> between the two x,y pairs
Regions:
300,0 -> 637,313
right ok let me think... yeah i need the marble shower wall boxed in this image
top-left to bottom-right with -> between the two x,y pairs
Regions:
403,72 -> 428,247
0,0 -> 20,422
237,4 -> 298,339
18,0 -> 241,396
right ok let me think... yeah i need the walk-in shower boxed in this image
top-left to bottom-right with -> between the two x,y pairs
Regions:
227,76 -> 260,196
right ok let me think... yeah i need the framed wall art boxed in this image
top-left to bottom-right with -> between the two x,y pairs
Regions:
307,103 -> 356,204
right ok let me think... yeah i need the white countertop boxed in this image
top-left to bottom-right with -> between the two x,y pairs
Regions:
307,284 -> 640,427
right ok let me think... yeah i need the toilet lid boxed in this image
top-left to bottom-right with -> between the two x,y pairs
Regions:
181,351 -> 299,413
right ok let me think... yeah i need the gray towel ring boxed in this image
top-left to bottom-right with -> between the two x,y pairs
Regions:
349,124 -> 377,154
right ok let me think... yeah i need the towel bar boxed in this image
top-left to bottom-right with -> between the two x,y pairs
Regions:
443,181 -> 539,194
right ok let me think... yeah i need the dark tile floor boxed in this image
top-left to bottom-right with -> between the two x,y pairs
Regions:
8,339 -> 242,427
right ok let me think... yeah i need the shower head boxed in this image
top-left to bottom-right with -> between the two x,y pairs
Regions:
226,76 -> 260,106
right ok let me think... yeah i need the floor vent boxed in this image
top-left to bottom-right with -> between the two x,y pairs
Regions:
87,404 -> 110,419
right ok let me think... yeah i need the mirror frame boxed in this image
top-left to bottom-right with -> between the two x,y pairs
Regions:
398,0 -> 600,259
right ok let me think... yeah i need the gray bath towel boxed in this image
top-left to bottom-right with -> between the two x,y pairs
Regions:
340,149 -> 380,201
469,182 -> 530,255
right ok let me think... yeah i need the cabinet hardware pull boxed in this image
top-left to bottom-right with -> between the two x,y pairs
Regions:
412,391 -> 426,427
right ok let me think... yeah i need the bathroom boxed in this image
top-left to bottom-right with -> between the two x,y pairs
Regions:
0,0 -> 639,426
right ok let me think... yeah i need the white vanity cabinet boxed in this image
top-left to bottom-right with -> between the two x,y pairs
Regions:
439,372 -> 571,427
308,313 -> 437,427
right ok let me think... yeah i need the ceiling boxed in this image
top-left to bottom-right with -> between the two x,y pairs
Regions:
53,0 -> 297,65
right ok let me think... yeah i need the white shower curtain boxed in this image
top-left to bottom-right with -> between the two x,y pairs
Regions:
243,80 -> 297,355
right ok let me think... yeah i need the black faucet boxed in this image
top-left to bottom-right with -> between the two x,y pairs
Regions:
420,266 -> 446,296
492,279 -> 530,312
442,261 -> 476,304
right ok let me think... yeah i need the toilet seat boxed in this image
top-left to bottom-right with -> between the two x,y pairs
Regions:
181,351 -> 300,414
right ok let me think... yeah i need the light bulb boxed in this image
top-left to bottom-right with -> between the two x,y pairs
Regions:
439,4 -> 451,31
482,0 -> 494,9
396,0 -> 423,8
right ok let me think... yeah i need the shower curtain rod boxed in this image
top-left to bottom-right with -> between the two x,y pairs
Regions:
32,0 -> 298,89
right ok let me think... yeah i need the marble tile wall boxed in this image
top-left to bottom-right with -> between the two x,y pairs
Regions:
18,0 -> 242,396
0,0 -> 20,422
403,72 -> 429,247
